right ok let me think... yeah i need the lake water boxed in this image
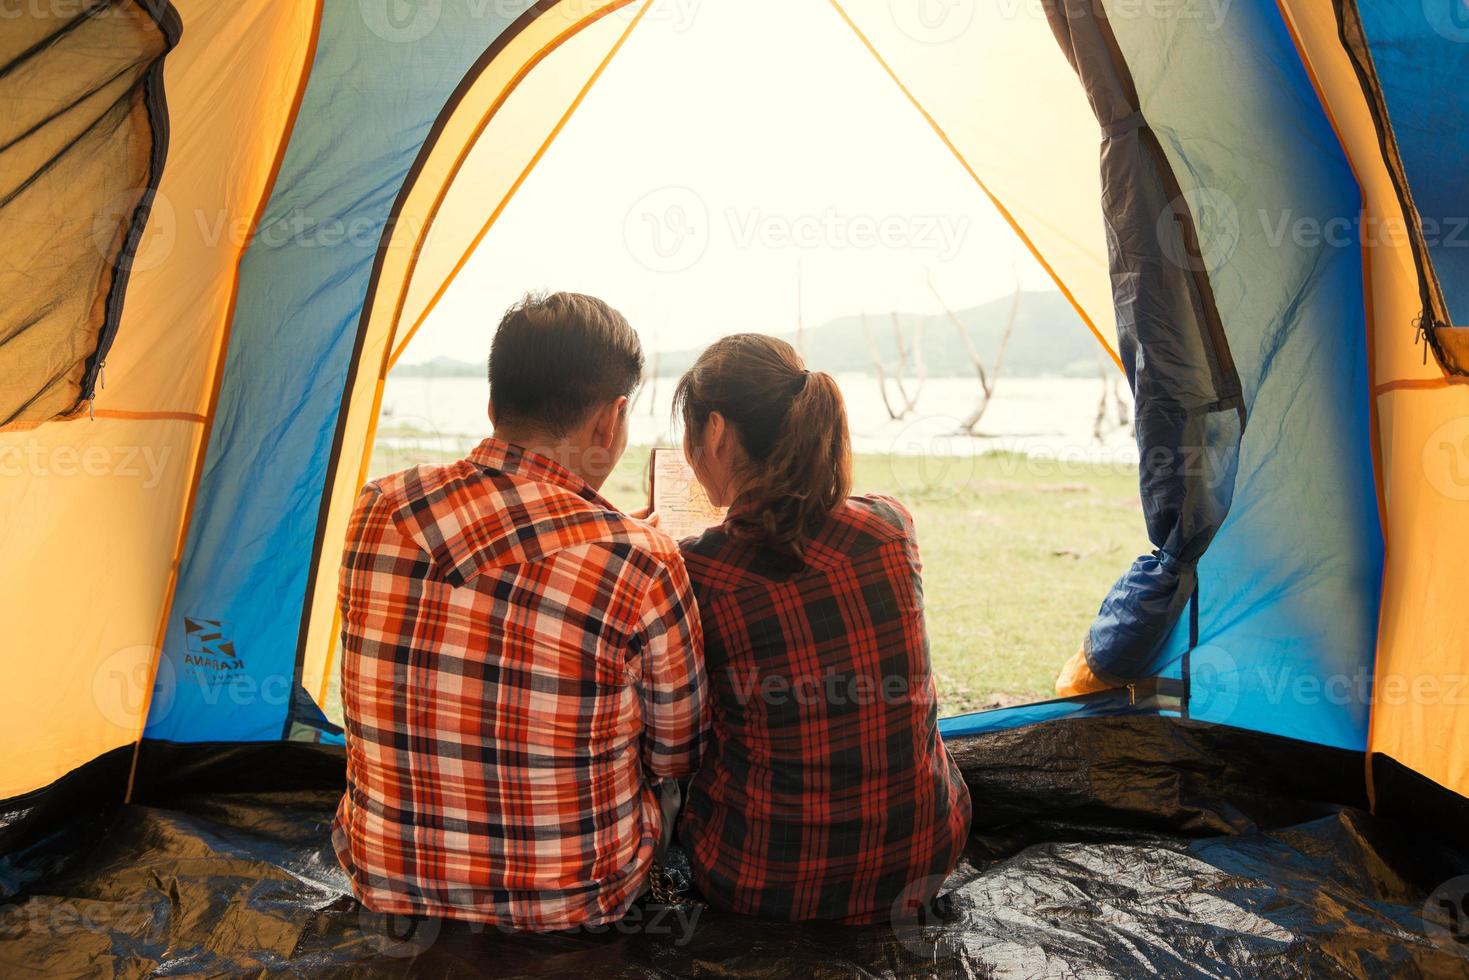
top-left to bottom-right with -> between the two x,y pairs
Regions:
378,373 -> 1138,465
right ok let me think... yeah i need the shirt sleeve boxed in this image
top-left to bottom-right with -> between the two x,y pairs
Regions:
635,551 -> 706,778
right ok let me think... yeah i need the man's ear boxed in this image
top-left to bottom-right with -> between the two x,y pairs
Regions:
486,398 -> 496,426
592,395 -> 628,448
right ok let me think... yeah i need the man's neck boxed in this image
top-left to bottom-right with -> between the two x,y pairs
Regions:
492,428 -> 604,491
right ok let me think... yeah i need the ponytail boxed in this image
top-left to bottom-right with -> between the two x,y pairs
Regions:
673,335 -> 852,554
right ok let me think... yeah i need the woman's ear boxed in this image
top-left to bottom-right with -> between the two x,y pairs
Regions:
705,411 -> 728,461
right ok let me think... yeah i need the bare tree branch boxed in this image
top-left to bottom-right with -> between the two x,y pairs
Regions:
929,271 -> 1020,435
862,312 -> 905,421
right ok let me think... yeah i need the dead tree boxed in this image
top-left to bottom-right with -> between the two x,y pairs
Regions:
1092,350 -> 1132,440
630,336 -> 659,416
862,311 -> 925,420
930,272 -> 1020,435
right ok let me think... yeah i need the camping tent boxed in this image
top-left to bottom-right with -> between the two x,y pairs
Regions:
2,0 -> 1467,973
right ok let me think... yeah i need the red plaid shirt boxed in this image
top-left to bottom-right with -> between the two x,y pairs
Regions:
332,439 -> 705,931
676,495 -> 971,923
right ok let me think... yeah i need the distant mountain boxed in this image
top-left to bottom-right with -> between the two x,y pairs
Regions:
395,291 -> 1108,380
653,291 -> 1106,379
395,356 -> 483,378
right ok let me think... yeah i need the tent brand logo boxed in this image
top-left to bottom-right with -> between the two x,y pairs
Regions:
1158,187 -> 1239,275
1424,0 -> 1469,43
360,0 -> 442,43
1423,416 -> 1469,501
624,186 -> 709,273
889,0 -> 975,44
183,617 -> 245,680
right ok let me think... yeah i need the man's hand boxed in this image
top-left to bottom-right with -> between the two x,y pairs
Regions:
627,505 -> 661,528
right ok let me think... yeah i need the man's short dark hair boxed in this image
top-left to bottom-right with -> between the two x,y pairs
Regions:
488,292 -> 644,435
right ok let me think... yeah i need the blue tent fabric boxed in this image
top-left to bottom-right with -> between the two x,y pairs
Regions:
1125,0 -> 1382,750
1352,0 -> 1469,326
1045,0 -> 1245,685
1056,0 -> 1382,750
147,2 -> 535,742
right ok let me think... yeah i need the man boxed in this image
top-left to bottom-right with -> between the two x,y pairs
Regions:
332,292 -> 705,931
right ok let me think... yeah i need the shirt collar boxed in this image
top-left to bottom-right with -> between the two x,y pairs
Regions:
467,437 -> 614,508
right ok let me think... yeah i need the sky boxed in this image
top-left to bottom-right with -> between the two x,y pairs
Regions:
401,0 -> 1056,364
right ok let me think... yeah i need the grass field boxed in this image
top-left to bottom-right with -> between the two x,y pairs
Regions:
334,438 -> 1148,717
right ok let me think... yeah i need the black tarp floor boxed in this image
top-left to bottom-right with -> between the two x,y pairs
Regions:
3,716 -> 1468,978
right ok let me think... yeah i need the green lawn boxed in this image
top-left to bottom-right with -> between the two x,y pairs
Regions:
333,440 -> 1147,717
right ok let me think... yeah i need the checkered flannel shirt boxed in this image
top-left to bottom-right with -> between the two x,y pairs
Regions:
676,494 -> 972,923
332,439 -> 705,931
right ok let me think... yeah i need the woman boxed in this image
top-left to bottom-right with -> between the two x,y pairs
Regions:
672,334 -> 971,923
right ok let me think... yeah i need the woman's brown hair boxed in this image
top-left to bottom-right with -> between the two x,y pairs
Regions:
673,334 -> 852,554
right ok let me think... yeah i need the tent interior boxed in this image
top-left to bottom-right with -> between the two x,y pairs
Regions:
3,0 -> 1469,975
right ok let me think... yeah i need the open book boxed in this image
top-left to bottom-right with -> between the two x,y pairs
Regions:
649,447 -> 726,541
